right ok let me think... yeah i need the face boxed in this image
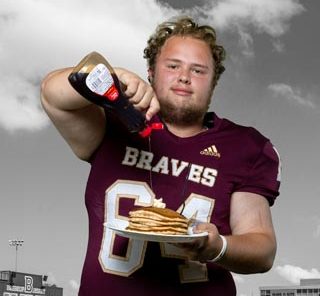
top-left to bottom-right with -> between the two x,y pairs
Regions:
151,36 -> 215,126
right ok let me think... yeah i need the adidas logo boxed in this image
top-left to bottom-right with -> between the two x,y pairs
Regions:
200,145 -> 221,158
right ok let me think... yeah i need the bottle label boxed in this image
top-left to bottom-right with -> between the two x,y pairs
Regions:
86,63 -> 119,101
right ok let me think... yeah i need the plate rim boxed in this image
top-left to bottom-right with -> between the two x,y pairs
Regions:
105,222 -> 208,242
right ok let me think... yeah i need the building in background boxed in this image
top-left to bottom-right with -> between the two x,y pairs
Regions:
260,278 -> 320,296
0,271 -> 63,296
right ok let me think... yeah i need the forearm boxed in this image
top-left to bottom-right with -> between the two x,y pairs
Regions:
216,232 -> 276,274
41,67 -> 92,111
40,67 -> 106,160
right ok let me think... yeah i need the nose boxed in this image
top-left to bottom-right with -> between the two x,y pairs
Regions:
178,69 -> 191,84
178,76 -> 191,84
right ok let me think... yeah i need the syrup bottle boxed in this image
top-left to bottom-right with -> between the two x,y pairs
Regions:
68,51 -> 148,135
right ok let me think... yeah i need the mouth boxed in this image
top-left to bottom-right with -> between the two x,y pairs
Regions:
171,87 -> 193,96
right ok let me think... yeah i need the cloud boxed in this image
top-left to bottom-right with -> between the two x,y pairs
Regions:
0,0 -> 304,133
0,76 -> 49,133
44,275 -> 79,296
56,279 -> 79,296
268,83 -> 316,109
232,273 -> 245,284
45,271 -> 58,286
272,40 -> 285,53
69,279 -> 80,291
276,265 -> 320,284
205,0 -> 304,36
0,0 -> 175,133
237,30 -> 254,57
202,0 -> 304,56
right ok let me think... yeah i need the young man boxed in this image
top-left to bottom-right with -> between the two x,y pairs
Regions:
41,17 -> 281,295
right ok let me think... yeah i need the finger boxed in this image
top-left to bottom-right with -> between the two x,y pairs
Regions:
122,77 -> 140,98
130,86 -> 159,120
145,96 -> 160,121
193,222 -> 215,233
124,83 -> 139,98
130,85 -> 153,108
175,239 -> 205,251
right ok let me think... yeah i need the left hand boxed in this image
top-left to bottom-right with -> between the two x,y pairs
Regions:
114,67 -> 160,121
174,223 -> 224,262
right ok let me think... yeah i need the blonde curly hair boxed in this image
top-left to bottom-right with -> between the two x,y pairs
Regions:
144,16 -> 226,86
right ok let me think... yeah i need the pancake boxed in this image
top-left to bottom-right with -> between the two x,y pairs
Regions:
126,207 -> 189,235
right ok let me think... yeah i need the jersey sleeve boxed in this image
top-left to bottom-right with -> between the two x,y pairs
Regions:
234,141 -> 281,206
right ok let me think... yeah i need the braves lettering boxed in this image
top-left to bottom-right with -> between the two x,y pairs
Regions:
122,146 -> 217,187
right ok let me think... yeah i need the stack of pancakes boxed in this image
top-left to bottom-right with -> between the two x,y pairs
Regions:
126,207 -> 189,235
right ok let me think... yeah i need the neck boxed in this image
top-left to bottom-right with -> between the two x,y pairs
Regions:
165,121 -> 207,138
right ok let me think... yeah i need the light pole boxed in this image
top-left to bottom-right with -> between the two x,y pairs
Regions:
9,239 -> 24,272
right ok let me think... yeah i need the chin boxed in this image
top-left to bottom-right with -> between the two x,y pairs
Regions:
160,108 -> 206,126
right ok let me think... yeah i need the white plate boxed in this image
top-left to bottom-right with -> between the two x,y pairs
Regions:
105,223 -> 208,243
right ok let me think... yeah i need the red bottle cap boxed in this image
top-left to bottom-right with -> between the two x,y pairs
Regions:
139,122 -> 164,138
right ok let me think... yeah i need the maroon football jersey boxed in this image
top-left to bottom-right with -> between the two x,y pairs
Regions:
78,112 -> 281,296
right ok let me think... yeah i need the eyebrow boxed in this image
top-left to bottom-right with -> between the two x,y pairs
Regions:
164,58 -> 210,69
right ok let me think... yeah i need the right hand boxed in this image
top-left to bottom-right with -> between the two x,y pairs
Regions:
115,67 -> 160,121
174,223 -> 224,262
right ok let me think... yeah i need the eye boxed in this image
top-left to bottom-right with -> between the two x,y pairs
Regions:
192,68 -> 205,74
167,64 -> 179,70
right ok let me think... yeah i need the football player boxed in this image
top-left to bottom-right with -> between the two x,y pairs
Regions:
41,16 -> 281,296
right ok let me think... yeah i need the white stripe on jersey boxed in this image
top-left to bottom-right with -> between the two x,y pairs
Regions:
272,146 -> 282,182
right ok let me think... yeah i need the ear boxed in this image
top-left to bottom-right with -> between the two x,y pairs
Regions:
147,68 -> 154,84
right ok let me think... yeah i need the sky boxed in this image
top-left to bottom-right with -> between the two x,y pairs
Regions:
0,0 -> 319,295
